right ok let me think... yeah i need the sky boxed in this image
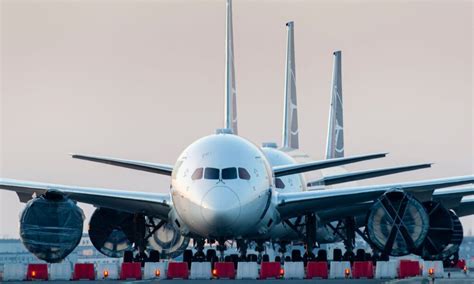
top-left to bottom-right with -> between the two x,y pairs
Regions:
0,0 -> 472,238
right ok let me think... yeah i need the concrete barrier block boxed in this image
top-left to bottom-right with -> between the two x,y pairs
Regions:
96,263 -> 120,280
49,263 -> 73,281
329,261 -> 351,279
283,262 -> 304,279
236,262 -> 258,280
189,262 -> 212,280
3,263 -> 27,281
144,262 -> 167,279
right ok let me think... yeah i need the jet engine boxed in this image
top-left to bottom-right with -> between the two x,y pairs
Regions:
147,218 -> 190,259
415,202 -> 464,260
366,190 -> 429,256
20,191 -> 84,263
88,208 -> 144,258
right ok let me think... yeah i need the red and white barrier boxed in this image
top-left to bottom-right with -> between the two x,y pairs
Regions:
73,263 -> 95,280
260,262 -> 282,279
236,262 -> 258,279
283,262 -> 304,279
3,263 -> 27,281
352,261 -> 374,279
189,262 -> 212,279
399,260 -> 420,278
120,262 -> 142,280
96,263 -> 119,280
167,262 -> 189,279
375,261 -> 398,279
421,260 -> 444,278
49,263 -> 72,280
213,262 -> 235,279
144,262 -> 167,279
27,264 -> 48,281
307,261 -> 328,279
329,261 -> 351,279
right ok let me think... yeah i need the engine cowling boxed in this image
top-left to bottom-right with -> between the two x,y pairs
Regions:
415,204 -> 464,260
147,219 -> 190,259
88,208 -> 144,258
20,191 -> 84,263
366,190 -> 429,256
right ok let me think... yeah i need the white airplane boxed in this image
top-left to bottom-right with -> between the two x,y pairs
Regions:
0,0 -> 473,264
253,21 -> 474,263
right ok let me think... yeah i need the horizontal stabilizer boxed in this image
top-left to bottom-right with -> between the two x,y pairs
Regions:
455,197 -> 474,217
273,152 -> 387,177
72,154 -> 173,176
307,163 -> 432,187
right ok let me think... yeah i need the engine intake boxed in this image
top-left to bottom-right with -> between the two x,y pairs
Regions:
88,208 -> 144,258
366,190 -> 429,256
20,191 -> 84,263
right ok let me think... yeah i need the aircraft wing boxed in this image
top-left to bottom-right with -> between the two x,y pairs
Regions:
454,197 -> 474,217
72,154 -> 173,175
273,152 -> 387,177
0,178 -> 171,220
277,176 -> 474,219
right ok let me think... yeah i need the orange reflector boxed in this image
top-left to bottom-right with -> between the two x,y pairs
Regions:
428,268 -> 434,276
212,268 -> 217,276
31,271 -> 36,278
103,270 -> 109,278
280,268 -> 285,276
155,269 -> 161,277
344,268 -> 350,277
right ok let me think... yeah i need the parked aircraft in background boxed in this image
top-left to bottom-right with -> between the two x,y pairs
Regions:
0,0 -> 473,265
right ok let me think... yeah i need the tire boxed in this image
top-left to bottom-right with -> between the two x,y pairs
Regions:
333,249 -> 342,261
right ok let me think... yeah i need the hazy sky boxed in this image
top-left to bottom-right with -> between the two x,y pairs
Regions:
0,0 -> 472,238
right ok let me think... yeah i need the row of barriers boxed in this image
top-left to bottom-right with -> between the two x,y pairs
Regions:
1,259 -> 450,281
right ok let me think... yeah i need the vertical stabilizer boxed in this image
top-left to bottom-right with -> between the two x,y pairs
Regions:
224,0 -> 238,134
325,51 -> 344,158
282,21 -> 299,149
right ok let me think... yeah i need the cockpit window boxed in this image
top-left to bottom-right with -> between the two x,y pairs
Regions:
238,168 -> 251,180
204,167 -> 220,179
222,167 -> 237,180
275,178 -> 285,189
191,168 -> 203,180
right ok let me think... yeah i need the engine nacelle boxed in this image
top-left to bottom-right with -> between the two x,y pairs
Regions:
415,203 -> 464,260
366,190 -> 429,256
147,219 -> 190,259
88,208 -> 144,258
20,191 -> 84,263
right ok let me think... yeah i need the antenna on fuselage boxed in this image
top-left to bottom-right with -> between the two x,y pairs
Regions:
325,51 -> 344,159
224,0 -> 238,135
282,21 -> 299,149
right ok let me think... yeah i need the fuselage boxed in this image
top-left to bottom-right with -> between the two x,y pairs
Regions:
169,130 -> 279,239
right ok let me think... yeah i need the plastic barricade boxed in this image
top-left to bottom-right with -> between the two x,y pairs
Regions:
3,263 -> 27,281
49,263 -> 72,280
27,264 -> 48,281
375,261 -> 398,279
306,261 -> 328,279
352,261 -> 374,279
214,262 -> 235,279
144,262 -> 167,279
189,262 -> 212,279
399,260 -> 420,278
73,263 -> 95,280
329,261 -> 351,279
236,262 -> 258,279
457,259 -> 466,270
283,262 -> 304,279
120,262 -> 142,280
422,261 -> 444,278
260,262 -> 281,279
167,262 -> 189,279
96,263 -> 119,280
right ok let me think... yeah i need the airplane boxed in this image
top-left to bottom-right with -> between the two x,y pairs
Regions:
0,0 -> 473,264
254,20 -> 474,263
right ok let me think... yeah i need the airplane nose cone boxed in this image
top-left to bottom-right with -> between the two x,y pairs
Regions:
201,186 -> 241,229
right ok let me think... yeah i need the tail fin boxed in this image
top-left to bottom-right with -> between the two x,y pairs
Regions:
325,51 -> 344,158
282,21 -> 299,149
224,0 -> 238,134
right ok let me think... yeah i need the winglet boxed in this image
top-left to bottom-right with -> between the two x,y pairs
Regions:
224,0 -> 238,135
282,21 -> 299,149
325,50 -> 344,158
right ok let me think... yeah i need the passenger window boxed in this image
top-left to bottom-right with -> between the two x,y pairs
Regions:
238,168 -> 251,180
191,168 -> 203,180
275,178 -> 285,189
222,168 -> 237,179
204,168 -> 220,179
